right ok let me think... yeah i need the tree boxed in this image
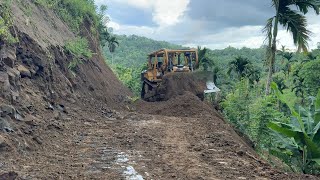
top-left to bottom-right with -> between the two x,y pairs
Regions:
264,0 -> 320,95
228,56 -> 252,79
107,36 -> 119,64
197,46 -> 214,71
277,46 -> 295,77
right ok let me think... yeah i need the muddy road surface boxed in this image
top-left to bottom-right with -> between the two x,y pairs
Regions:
0,99 -> 317,180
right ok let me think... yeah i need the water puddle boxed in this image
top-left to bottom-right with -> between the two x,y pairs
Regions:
116,152 -> 144,180
88,146 -> 145,180
123,166 -> 144,180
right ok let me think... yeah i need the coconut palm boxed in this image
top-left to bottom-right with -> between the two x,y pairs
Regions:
197,46 -> 214,71
107,36 -> 119,64
264,0 -> 320,95
228,56 -> 253,80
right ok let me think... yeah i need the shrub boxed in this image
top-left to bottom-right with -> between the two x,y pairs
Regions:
0,0 -> 18,44
268,82 -> 320,174
65,37 -> 92,70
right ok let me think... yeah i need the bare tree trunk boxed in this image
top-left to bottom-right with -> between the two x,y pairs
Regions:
266,10 -> 279,95
112,53 -> 114,64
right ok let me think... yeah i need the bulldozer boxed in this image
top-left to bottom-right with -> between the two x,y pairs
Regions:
140,48 -> 200,101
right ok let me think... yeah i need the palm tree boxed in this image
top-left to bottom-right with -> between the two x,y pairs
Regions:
228,56 -> 254,80
277,46 -> 295,77
264,0 -> 320,95
197,46 -> 214,71
107,36 -> 119,64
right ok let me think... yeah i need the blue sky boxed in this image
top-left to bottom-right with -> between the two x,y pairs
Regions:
95,0 -> 320,50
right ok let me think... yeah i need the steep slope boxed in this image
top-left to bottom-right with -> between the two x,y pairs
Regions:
0,0 -> 131,173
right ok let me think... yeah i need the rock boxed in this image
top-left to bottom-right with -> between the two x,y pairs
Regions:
6,67 -> 20,84
0,171 -> 18,180
0,117 -> 13,132
32,136 -> 43,145
24,114 -> 41,126
14,113 -> 24,121
17,65 -> 31,78
0,58 -> 6,71
0,135 -> 10,151
0,104 -> 16,118
46,103 -> 54,110
0,135 -> 7,147
0,72 -> 10,97
30,69 -> 36,76
0,45 -> 16,68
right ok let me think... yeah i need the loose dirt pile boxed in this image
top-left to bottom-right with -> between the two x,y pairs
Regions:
136,91 -> 221,118
157,72 -> 208,101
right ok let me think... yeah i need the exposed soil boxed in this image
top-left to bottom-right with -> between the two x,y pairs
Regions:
136,91 -> 221,118
157,72 -> 207,101
0,97 -> 318,179
0,1 -> 319,179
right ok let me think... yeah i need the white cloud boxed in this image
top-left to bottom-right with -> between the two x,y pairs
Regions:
105,0 -> 190,27
99,0 -> 320,50
152,0 -> 190,26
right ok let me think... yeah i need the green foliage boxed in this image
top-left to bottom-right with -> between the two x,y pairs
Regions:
32,0 -> 99,33
103,35 -> 184,67
268,82 -> 320,174
110,64 -> 145,96
299,59 -> 320,96
227,56 -> 261,83
0,0 -> 18,44
221,79 -> 284,149
65,37 -> 92,70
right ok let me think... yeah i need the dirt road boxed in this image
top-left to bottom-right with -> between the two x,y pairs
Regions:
0,99 -> 317,180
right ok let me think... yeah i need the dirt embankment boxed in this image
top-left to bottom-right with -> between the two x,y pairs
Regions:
136,91 -> 220,118
156,72 -> 209,101
0,1 -> 319,179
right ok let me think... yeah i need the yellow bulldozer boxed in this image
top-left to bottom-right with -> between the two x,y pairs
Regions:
140,48 -> 200,101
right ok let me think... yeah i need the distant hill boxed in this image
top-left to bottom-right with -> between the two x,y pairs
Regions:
102,35 -> 269,70
103,35 -> 184,67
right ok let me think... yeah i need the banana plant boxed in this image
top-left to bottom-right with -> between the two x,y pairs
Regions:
268,82 -> 320,173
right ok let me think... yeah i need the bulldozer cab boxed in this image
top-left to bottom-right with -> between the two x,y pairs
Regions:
145,49 -> 199,81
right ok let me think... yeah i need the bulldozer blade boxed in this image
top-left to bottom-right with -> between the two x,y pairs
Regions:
204,81 -> 220,94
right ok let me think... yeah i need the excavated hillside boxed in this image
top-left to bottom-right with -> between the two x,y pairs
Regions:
0,1 -> 318,179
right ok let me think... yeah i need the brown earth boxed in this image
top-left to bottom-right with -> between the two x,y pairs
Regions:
0,1 -> 319,179
157,72 -> 208,101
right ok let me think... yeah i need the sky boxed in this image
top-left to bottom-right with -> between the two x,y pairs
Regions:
94,0 -> 320,50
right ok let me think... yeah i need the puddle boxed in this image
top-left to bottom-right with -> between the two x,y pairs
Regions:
116,152 -> 144,180
116,152 -> 129,163
88,146 -> 145,179
123,166 -> 144,180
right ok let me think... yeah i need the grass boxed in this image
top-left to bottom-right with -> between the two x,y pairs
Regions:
65,37 -> 92,70
0,0 -> 18,44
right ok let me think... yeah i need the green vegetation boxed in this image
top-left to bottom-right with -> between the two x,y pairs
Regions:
0,0 -> 18,44
33,0 -> 99,33
269,83 -> 320,174
64,37 -> 92,71
103,35 -> 184,67
264,0 -> 320,95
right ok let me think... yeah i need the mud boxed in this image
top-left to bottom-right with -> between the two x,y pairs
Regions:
1,100 -> 318,179
136,91 -> 221,118
157,72 -> 208,101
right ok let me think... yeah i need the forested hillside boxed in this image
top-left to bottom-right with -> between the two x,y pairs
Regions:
103,35 -> 183,67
